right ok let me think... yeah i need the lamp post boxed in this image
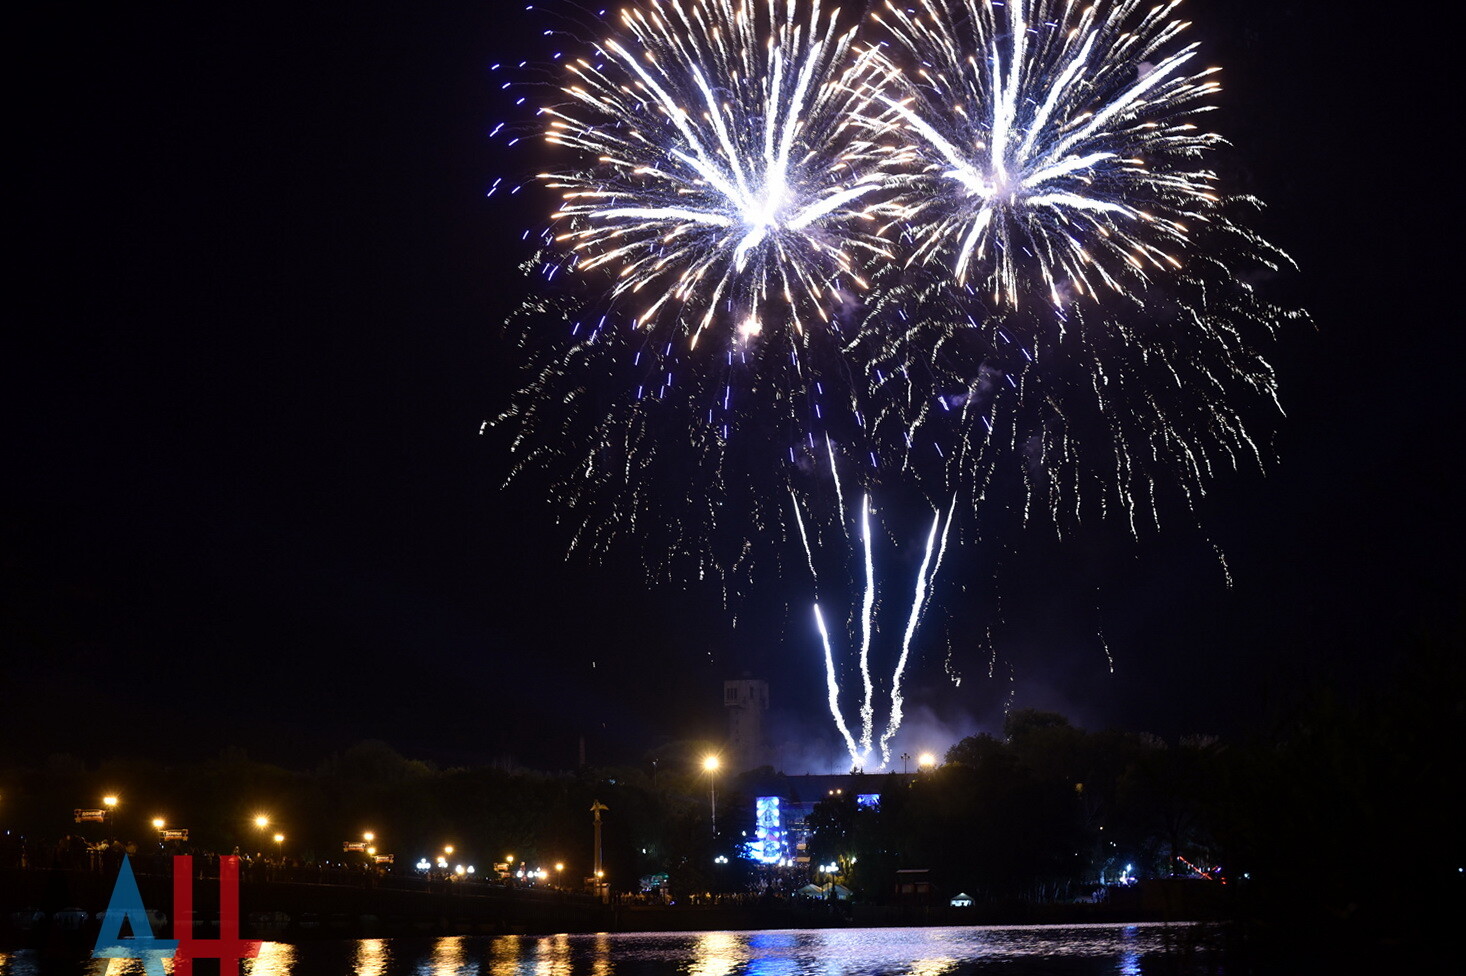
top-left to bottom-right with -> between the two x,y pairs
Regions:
702,755 -> 720,836
102,795 -> 119,846
252,814 -> 269,859
274,833 -> 285,862
590,800 -> 608,901
900,752 -> 912,774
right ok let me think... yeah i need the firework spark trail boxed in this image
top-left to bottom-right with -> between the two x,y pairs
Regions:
801,491 -> 955,769
857,494 -> 876,757
813,602 -> 863,761
825,433 -> 847,537
879,494 -> 956,764
790,488 -> 820,583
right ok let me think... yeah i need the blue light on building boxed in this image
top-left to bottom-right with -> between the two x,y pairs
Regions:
751,796 -> 787,863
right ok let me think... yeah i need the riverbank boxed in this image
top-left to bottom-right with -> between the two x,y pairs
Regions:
1,867 -> 1228,949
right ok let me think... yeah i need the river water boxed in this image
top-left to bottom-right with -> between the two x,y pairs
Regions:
0,923 -> 1231,975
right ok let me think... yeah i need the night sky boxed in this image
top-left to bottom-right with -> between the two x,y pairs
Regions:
8,1 -> 1459,772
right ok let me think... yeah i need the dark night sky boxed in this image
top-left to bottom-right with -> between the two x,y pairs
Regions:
7,2 -> 1459,772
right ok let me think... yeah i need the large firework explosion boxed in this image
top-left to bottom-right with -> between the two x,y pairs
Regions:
872,0 -> 1234,308
497,0 -> 1302,767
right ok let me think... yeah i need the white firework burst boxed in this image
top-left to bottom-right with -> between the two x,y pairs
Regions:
874,0 -> 1229,307
541,0 -> 904,343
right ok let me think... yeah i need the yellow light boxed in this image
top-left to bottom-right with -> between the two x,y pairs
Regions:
555,863 -> 564,872
103,796 -> 119,808
702,755 -> 720,772
363,831 -> 375,842
254,815 -> 270,829
274,833 -> 284,843
151,818 -> 166,830
505,854 -> 513,863
917,752 -> 936,768
367,846 -> 376,856
444,845 -> 455,855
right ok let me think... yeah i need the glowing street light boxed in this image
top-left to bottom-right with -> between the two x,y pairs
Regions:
363,831 -> 375,843
253,814 -> 270,829
917,752 -> 936,770
100,796 -> 121,844
151,818 -> 166,831
702,755 -> 721,836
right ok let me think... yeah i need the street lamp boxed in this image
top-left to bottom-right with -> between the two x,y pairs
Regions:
253,814 -> 270,829
273,833 -> 285,860
590,800 -> 608,895
917,752 -> 936,771
702,755 -> 720,835
152,817 -> 166,831
103,796 -> 120,844
900,752 -> 912,774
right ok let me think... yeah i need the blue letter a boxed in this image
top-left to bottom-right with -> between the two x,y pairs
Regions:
93,854 -> 178,975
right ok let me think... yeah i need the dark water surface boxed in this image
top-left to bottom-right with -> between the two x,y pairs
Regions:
0,923 -> 1228,975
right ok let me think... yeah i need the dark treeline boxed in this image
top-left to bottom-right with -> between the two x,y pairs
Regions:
0,738 -> 748,897
2,631 -> 1458,946
812,628 -> 1462,947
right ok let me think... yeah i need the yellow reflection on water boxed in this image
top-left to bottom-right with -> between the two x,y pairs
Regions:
243,942 -> 295,976
356,938 -> 389,976
489,934 -> 525,976
426,935 -> 477,975
534,933 -> 572,976
590,932 -> 612,976
906,958 -> 957,976
687,931 -> 746,976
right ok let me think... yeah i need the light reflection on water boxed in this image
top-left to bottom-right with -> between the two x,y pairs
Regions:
0,923 -> 1220,976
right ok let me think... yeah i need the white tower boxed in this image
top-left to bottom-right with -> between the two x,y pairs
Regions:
724,677 -> 769,772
